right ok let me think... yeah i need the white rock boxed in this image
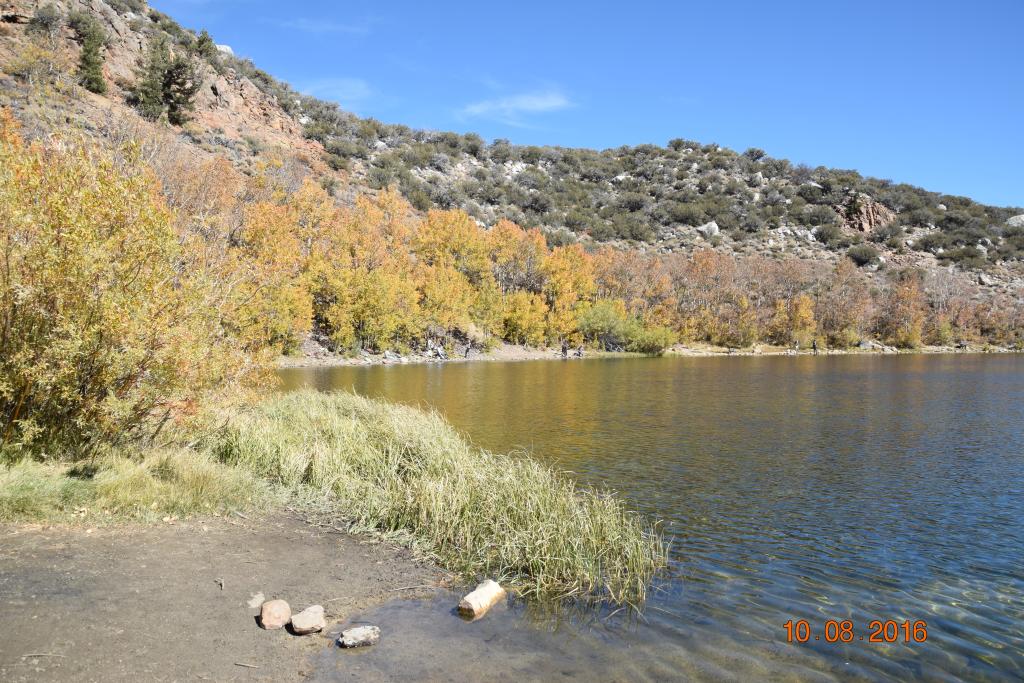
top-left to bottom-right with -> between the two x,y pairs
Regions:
1007,214 -> 1024,228
696,221 -> 720,238
216,44 -> 234,56
291,605 -> 326,635
338,625 -> 381,648
458,580 -> 506,619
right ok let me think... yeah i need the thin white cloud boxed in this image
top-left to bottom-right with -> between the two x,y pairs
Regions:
282,18 -> 372,35
301,78 -> 373,109
460,89 -> 572,127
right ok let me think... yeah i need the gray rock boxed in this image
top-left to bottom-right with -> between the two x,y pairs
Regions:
338,625 -> 381,648
696,221 -> 720,238
978,272 -> 995,286
1007,214 -> 1024,228
291,605 -> 326,635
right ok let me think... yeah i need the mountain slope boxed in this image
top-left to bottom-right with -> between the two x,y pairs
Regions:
1,0 -> 1022,354
2,1 -> 1021,265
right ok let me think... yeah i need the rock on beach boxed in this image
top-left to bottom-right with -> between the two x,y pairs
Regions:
290,604 -> 326,635
259,599 -> 291,630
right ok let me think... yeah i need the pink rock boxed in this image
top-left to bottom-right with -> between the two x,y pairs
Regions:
259,599 -> 291,630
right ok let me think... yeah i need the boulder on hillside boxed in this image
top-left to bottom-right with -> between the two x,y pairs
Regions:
1006,214 -> 1024,228
834,191 -> 896,234
696,221 -> 720,238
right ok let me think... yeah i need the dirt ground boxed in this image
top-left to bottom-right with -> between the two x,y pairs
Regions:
0,516 -> 444,682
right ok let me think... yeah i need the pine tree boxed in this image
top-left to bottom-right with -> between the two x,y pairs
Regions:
78,35 -> 106,93
133,37 -> 169,121
192,29 -> 218,61
162,55 -> 201,125
68,13 -> 107,94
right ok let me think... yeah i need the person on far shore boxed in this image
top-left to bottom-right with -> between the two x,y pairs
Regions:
561,340 -> 569,358
812,339 -> 818,356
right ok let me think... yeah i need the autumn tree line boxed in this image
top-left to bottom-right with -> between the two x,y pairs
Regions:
150,135 -> 1021,358
3,110 -> 1024,452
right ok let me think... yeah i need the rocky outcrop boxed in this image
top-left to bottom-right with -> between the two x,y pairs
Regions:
1007,215 -> 1024,228
834,191 -> 896,234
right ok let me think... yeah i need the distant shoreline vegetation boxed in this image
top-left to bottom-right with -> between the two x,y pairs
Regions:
0,106 -> 1021,457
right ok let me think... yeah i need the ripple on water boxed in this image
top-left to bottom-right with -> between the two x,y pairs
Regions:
283,355 -> 1024,681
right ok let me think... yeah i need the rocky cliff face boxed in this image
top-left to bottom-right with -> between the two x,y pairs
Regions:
1,0 -> 319,160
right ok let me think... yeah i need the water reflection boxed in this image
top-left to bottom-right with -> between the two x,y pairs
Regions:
282,355 -> 1024,681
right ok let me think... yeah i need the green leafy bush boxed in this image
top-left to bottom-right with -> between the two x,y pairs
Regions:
847,244 -> 880,267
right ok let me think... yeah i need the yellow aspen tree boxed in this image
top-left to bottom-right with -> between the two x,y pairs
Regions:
541,244 -> 596,343
502,291 -> 549,347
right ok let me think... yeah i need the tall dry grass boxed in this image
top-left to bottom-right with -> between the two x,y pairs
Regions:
215,390 -> 666,604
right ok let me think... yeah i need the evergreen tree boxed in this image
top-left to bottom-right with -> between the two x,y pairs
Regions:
162,55 -> 201,125
78,33 -> 106,93
192,29 -> 218,60
133,37 -> 169,121
69,12 -> 107,94
131,37 -> 201,125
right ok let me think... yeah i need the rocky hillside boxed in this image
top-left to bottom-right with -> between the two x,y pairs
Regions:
2,0 -> 1023,298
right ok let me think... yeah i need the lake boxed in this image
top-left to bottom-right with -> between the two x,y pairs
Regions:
280,354 -> 1024,682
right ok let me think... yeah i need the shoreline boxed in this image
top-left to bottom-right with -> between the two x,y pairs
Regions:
277,340 -> 1020,369
0,515 -> 446,682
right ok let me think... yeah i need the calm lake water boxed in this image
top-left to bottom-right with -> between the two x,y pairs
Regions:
280,354 -> 1024,682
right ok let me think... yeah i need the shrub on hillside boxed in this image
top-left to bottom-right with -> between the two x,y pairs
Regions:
0,112 -> 253,457
27,4 -> 62,40
847,244 -> 880,267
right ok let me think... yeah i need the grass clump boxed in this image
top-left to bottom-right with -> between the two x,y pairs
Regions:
216,390 -> 666,604
0,449 -> 272,523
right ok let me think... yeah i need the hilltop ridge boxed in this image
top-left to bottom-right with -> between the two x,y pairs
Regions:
2,2 -> 1022,266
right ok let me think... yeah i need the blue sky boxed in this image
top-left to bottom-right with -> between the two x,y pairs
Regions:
151,0 -> 1023,207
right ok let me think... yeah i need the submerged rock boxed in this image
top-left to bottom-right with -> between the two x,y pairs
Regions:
291,605 -> 326,635
259,599 -> 291,630
458,579 -> 506,619
338,625 -> 381,648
